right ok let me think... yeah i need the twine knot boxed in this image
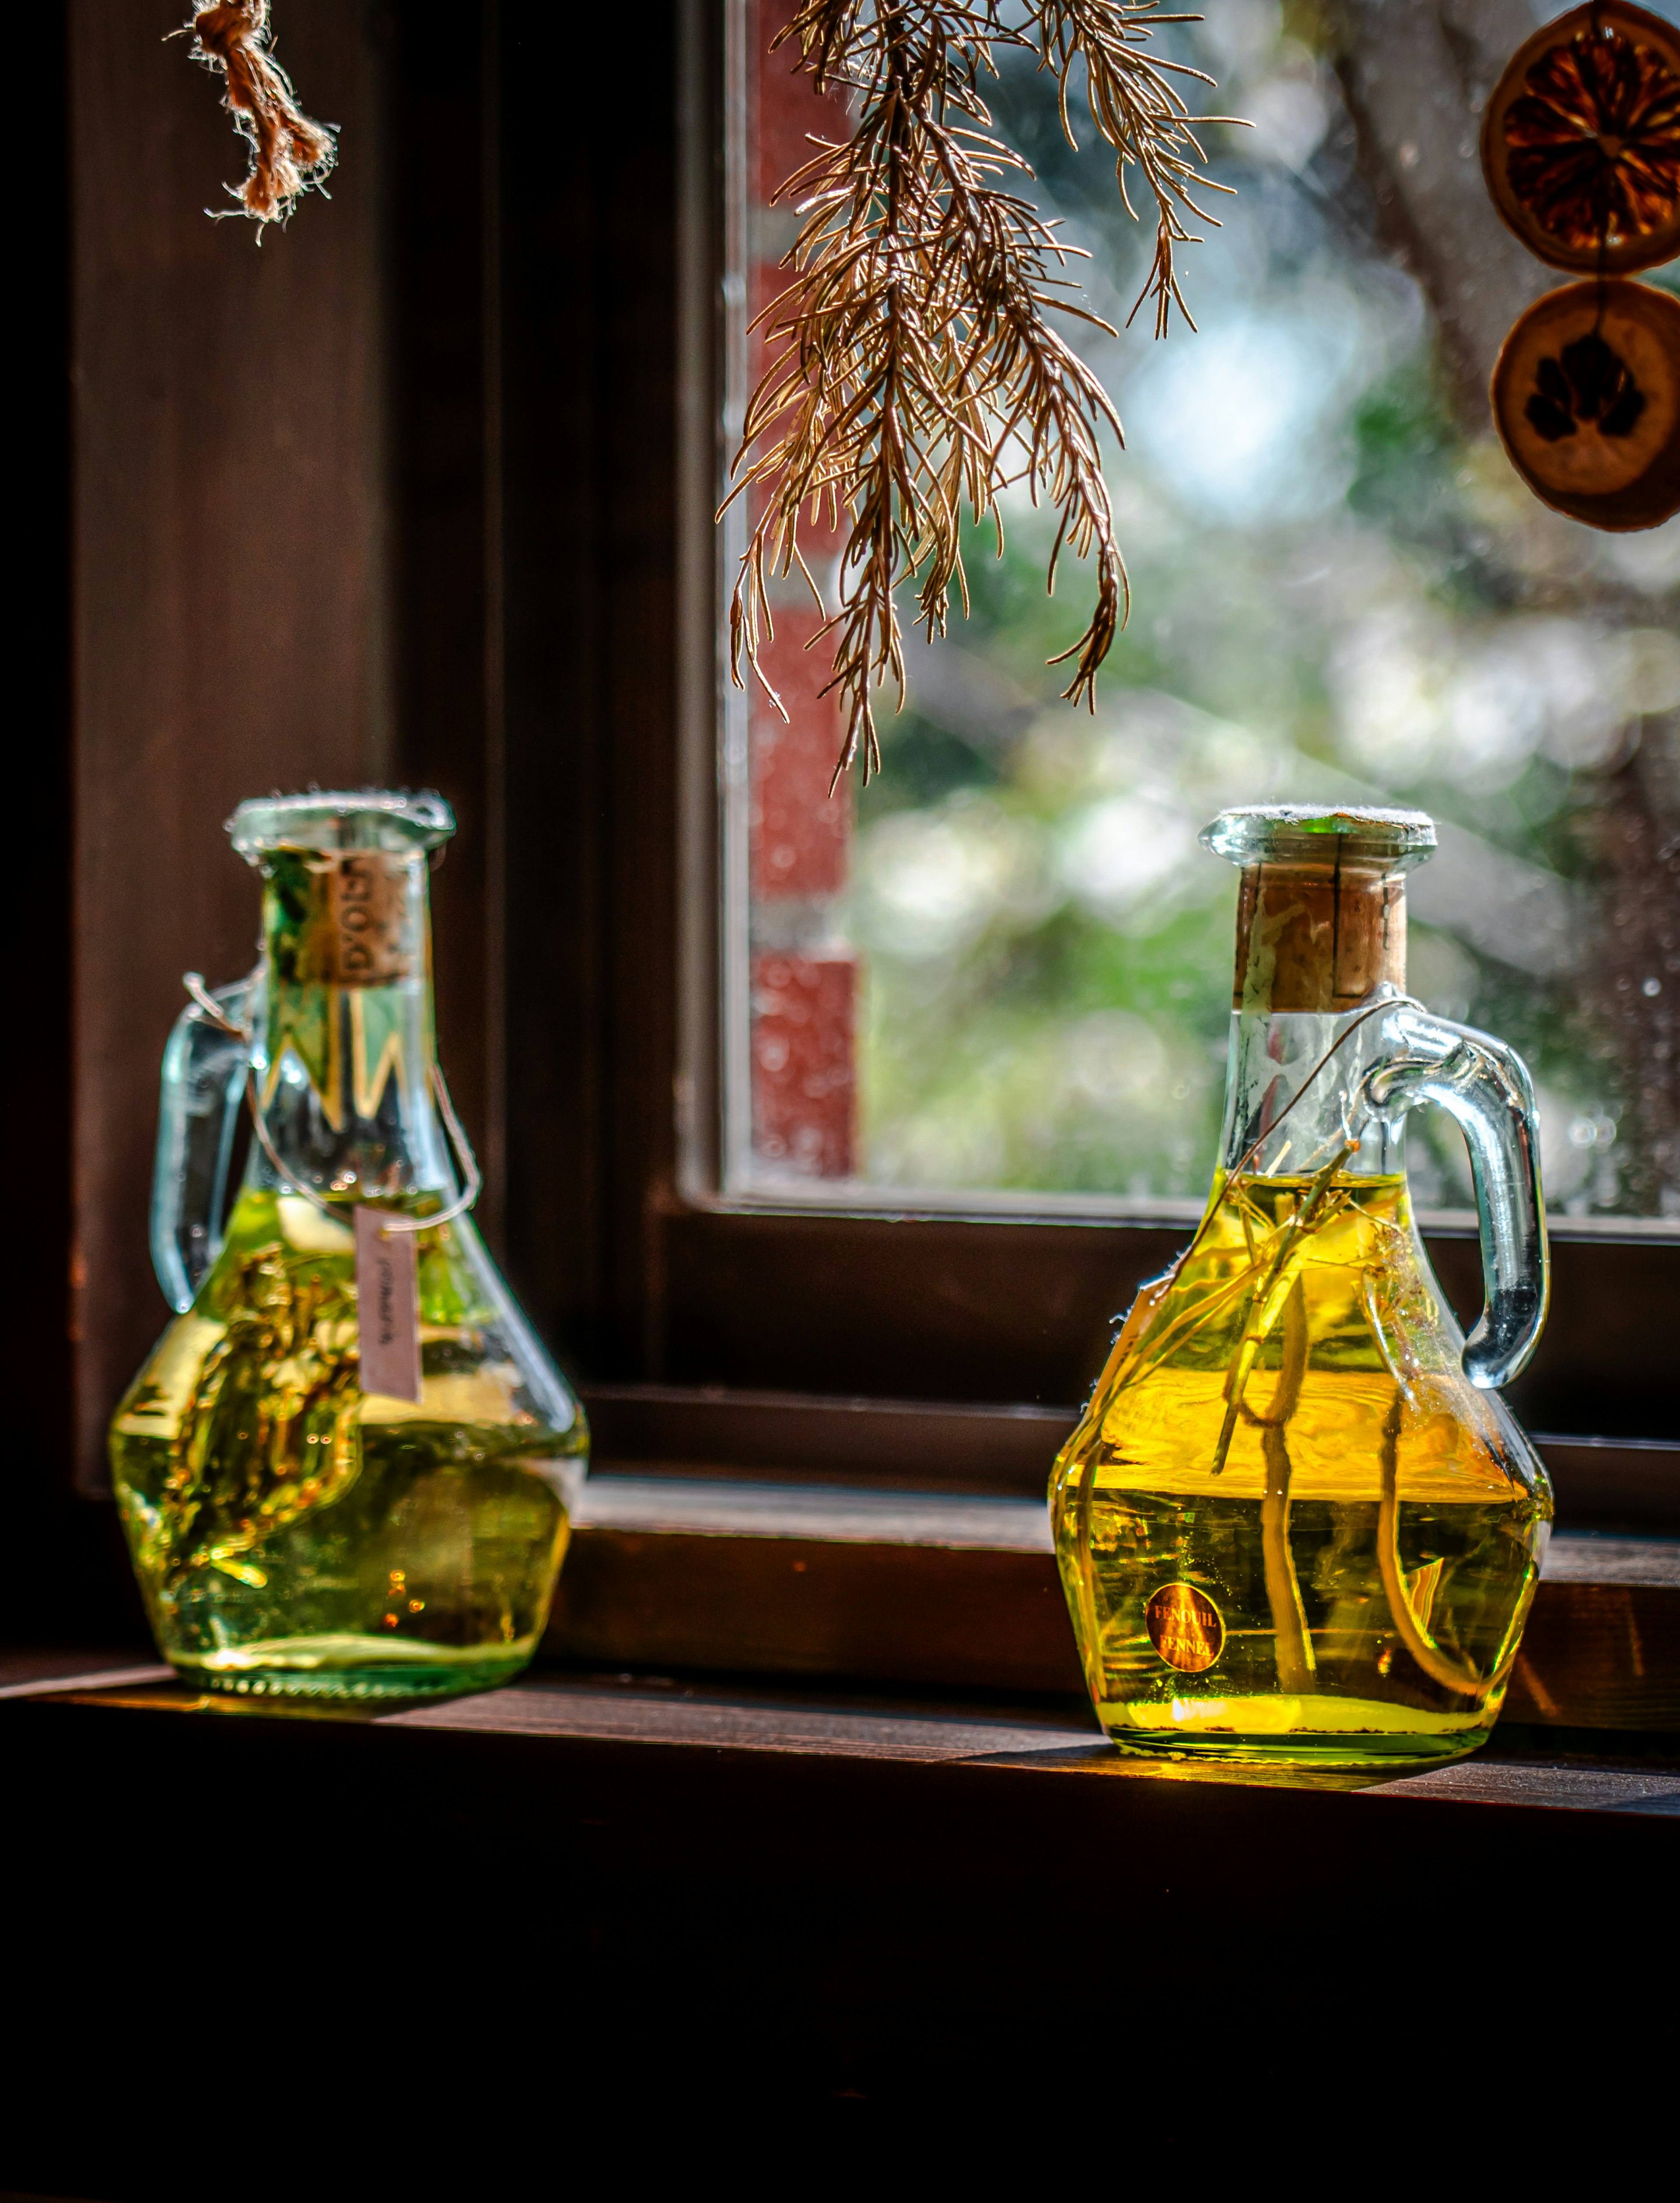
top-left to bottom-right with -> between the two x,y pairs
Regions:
179,2 -> 336,227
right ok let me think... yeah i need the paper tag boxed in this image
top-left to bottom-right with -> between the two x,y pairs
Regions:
355,1206 -> 421,1403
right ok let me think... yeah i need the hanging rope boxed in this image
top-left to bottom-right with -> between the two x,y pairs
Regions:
175,3 -> 336,227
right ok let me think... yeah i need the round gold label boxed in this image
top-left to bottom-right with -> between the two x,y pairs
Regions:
1145,1583 -> 1225,1673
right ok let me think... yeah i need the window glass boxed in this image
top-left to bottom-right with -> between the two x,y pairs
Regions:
723,0 -> 1680,1225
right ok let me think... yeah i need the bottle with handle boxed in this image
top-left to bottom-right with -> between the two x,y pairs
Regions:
1050,805 -> 1552,1768
110,790 -> 588,1701
150,970 -> 255,1315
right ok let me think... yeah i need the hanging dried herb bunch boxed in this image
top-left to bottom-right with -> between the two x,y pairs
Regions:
176,2 -> 336,227
726,2 -> 1237,783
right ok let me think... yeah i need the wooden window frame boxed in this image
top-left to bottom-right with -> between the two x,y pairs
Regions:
25,0 -> 1678,1656
614,0 -> 1680,1451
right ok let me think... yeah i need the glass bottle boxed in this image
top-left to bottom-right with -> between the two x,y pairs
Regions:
109,791 -> 587,1699
1051,805 -> 1552,1769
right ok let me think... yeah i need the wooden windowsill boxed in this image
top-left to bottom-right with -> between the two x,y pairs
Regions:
2,1656 -> 1676,1822
10,1479 -> 1676,1735
578,1382 -> 1680,1523
543,1473 -> 1680,1731
5,1649 -> 1670,2167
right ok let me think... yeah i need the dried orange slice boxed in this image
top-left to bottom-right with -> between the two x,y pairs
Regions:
1491,277 -> 1680,528
1482,1 -> 1680,274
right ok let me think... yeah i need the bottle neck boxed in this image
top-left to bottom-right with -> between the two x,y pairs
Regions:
1219,997 -> 1411,1183
1218,852 -> 1414,1183
248,848 -> 451,1203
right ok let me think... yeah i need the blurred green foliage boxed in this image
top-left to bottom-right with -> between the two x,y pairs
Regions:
808,5 -> 1680,1216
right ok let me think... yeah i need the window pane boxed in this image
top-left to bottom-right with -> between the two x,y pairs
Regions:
723,0 -> 1680,1224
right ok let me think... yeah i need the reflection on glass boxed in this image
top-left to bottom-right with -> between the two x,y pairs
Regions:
732,0 -> 1680,1222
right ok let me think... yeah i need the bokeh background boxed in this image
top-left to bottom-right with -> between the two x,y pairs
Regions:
747,1 -> 1680,1220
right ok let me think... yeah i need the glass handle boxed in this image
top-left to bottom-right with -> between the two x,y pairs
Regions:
151,972 -> 256,1312
1364,1006 -> 1550,1390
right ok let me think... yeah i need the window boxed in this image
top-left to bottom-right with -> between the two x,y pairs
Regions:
657,0 -> 1678,1445
719,0 -> 1680,1241
41,0 -> 1680,1542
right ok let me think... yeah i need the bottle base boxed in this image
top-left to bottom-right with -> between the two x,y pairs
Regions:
169,1632 -> 540,1703
1099,1691 -> 1492,1770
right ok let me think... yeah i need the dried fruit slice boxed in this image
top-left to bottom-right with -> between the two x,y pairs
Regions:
1482,1 -> 1680,274
1491,277 -> 1680,528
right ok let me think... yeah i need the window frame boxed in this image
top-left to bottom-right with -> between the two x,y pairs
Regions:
42,0 -> 1680,1615
631,0 -> 1680,1441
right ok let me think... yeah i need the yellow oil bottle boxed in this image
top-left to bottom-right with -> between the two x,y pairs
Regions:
1052,807 -> 1551,1767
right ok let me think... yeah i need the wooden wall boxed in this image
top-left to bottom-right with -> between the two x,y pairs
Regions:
69,1 -> 395,1489
54,0 -> 671,1518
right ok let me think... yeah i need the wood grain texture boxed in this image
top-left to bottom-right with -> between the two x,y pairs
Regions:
495,1 -> 680,1378
581,1382 -> 1081,1493
582,1383 -> 1680,1523
70,0 -> 394,1490
0,1661 -> 172,1702
10,1495 -> 1667,1727
572,1475 -> 1055,1549
0,1646 -> 171,1696
1506,1577 -> 1680,1729
9,1664 -> 1677,1812
393,1678 -> 1680,1811
388,1678 -> 1102,1762
385,0 -> 497,1226
548,1479 -> 1680,1724
651,1207 -> 1680,1441
552,1521 -> 1082,1689
1,1663 -> 1673,2179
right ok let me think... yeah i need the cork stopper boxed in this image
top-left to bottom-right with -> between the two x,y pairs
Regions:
230,791 -> 453,993
262,849 -> 419,988
1201,805 -> 1436,1015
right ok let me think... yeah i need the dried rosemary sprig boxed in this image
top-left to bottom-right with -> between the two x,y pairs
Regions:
727,2 -> 1235,783
176,3 -> 336,227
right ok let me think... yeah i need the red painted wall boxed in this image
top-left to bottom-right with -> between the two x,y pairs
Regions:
745,0 -> 858,1178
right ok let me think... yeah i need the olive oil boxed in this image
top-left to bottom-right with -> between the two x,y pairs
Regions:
1052,804 -> 1553,1769
1051,1172 -> 1550,1765
111,1186 -> 583,1699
